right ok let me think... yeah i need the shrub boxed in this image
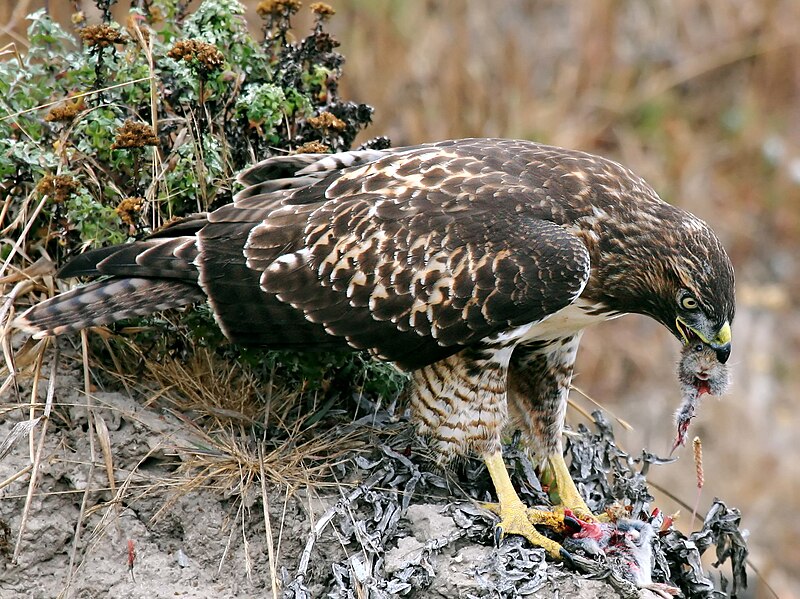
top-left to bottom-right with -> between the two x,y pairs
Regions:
2,0 -> 401,397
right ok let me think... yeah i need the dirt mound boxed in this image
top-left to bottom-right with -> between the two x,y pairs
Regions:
0,360 -> 746,598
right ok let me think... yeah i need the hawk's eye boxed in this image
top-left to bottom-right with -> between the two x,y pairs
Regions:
680,295 -> 699,310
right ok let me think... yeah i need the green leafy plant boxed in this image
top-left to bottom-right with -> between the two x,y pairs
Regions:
2,0 -> 400,399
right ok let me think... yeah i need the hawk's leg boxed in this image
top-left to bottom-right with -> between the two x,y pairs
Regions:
543,444 -> 593,521
482,449 -> 575,559
410,344 -> 580,559
507,334 -> 596,521
409,346 -> 513,461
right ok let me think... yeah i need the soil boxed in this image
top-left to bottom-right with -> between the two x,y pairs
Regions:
0,357 -> 738,599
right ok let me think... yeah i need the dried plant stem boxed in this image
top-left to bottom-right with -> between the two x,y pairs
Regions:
24,344 -> 45,458
278,485 -> 291,565
93,412 -> 118,520
0,463 -> 33,491
570,384 -> 633,430
218,508 -> 238,577
0,76 -> 153,123
0,279 -> 34,345
239,487 -> 253,583
129,15 -> 164,227
0,191 -> 47,281
0,41 -> 24,66
13,340 -> 56,563
64,331 -> 99,589
260,447 -> 280,599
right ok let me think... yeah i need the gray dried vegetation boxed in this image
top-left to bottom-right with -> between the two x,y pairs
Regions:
282,405 -> 748,598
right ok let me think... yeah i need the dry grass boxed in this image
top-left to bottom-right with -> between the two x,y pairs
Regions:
0,331 -> 382,593
136,346 -> 373,494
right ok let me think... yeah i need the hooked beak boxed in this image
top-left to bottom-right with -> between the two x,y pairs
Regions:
676,319 -> 732,364
714,342 -> 731,364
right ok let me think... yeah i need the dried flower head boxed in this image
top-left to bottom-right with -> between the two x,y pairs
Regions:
691,436 -> 705,523
257,0 -> 302,18
111,120 -> 159,149
693,436 -> 704,489
115,197 -> 144,226
78,24 -> 127,49
148,6 -> 165,25
294,141 -> 330,154
311,31 -> 339,53
36,175 -> 79,203
307,112 -> 346,132
71,12 -> 86,25
167,39 -> 225,72
45,98 -> 85,122
310,3 -> 335,19
126,14 -> 151,45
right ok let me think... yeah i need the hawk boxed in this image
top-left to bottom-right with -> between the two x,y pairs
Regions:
16,138 -> 735,559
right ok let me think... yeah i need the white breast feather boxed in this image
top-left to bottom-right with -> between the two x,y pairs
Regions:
520,299 -> 622,343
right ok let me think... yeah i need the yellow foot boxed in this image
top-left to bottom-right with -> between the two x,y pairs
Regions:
481,501 -> 583,559
481,500 -> 565,559
483,450 -> 587,561
544,451 -> 597,522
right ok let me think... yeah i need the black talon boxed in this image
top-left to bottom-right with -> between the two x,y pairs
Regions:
494,526 -> 504,547
563,514 -> 582,534
559,547 -> 576,568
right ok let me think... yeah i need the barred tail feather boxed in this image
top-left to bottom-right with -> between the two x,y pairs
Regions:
14,278 -> 205,338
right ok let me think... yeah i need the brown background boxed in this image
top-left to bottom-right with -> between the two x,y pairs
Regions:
2,1 -> 799,597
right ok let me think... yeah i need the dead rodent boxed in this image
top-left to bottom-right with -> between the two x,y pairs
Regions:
671,343 -> 731,453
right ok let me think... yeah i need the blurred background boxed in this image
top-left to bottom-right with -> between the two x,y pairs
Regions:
2,1 -> 799,596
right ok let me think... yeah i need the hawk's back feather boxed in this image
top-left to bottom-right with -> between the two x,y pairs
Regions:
18,138 -> 723,371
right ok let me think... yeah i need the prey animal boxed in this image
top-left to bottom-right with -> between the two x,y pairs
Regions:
566,519 -> 680,597
16,138 -> 735,561
672,341 -> 731,453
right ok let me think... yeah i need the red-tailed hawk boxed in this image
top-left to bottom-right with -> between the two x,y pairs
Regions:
16,138 -> 735,559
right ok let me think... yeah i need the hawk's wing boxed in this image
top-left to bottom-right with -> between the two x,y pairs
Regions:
19,140 -> 593,369
201,140 -> 591,370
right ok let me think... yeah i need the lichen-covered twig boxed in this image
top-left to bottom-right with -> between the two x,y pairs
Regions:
293,466 -> 390,583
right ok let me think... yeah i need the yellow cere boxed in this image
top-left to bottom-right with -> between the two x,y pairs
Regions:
715,321 -> 731,345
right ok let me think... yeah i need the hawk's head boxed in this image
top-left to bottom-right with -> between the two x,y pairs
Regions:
596,204 -> 735,363
644,213 -> 735,364
670,279 -> 733,364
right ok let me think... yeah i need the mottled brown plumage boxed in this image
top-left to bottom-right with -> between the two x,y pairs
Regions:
16,138 -> 736,559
